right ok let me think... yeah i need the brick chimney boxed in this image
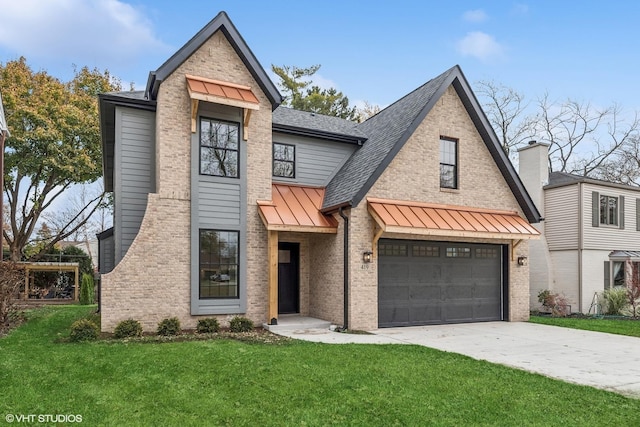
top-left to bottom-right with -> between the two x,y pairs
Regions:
517,141 -> 549,215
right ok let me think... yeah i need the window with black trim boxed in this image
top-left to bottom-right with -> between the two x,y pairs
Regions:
600,195 -> 618,226
273,142 -> 295,178
200,118 -> 239,177
199,230 -> 239,299
440,137 -> 457,189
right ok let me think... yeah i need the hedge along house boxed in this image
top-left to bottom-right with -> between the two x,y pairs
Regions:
98,11 -> 541,332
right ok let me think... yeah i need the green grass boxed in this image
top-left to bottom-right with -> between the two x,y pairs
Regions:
530,314 -> 640,337
2,306 -> 639,426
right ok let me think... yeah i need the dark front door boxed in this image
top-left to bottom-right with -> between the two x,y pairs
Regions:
278,242 -> 300,314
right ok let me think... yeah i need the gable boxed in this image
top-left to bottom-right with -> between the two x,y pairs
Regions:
368,85 -> 524,214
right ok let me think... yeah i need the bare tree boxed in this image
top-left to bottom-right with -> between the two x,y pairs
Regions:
475,80 -> 535,159
356,101 -> 382,123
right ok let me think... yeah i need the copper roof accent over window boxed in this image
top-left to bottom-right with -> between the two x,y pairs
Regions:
367,197 -> 540,240
186,74 -> 260,109
258,184 -> 338,233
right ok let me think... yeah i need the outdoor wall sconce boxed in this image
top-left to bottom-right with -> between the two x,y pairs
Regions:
517,256 -> 528,266
363,251 -> 373,263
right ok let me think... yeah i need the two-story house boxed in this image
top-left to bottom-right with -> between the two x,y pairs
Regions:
519,142 -> 640,312
97,11 -> 541,332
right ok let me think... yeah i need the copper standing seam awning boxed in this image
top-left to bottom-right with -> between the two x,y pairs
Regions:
367,197 -> 540,240
186,74 -> 259,137
258,184 -> 338,233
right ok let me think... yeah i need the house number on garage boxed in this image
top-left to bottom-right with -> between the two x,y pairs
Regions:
361,264 -> 370,270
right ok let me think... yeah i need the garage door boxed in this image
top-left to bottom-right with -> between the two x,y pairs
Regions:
378,240 -> 503,327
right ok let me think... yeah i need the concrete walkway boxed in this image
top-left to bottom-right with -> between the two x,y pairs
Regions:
273,321 -> 640,398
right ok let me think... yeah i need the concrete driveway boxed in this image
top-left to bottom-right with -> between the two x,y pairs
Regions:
274,321 -> 640,398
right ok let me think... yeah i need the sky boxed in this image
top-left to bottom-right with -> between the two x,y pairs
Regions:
1,0 -> 640,115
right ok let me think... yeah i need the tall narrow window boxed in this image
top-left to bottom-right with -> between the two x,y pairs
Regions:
273,142 -> 295,178
200,118 -> 239,177
199,230 -> 239,299
599,195 -> 618,226
440,137 -> 457,189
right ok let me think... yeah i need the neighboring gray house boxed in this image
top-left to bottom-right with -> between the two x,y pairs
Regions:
519,142 -> 640,312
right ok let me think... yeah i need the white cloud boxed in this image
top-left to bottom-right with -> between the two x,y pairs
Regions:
456,31 -> 505,62
0,0 -> 169,65
462,9 -> 488,23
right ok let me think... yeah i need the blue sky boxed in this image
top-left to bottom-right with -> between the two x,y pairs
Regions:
0,0 -> 639,114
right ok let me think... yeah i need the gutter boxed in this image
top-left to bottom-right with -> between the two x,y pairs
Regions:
338,207 -> 349,330
578,182 -> 583,312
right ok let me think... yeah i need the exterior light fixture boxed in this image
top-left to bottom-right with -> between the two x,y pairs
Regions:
517,256 -> 528,266
363,251 -> 373,263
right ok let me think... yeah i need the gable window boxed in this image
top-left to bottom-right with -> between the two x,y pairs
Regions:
199,230 -> 239,299
600,195 -> 618,226
273,142 -> 295,178
200,118 -> 239,177
440,137 -> 457,189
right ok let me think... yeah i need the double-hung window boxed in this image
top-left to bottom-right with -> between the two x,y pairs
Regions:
200,118 -> 239,177
440,137 -> 458,189
600,195 -> 618,226
273,142 -> 295,178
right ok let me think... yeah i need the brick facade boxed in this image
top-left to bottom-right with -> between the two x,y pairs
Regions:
346,86 -> 531,330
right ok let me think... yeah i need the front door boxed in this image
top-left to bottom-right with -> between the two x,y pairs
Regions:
278,242 -> 300,314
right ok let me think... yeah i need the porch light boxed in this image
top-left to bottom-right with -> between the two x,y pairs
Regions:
517,256 -> 528,266
363,251 -> 373,263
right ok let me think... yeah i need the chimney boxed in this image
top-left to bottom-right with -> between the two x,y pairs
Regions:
517,141 -> 549,215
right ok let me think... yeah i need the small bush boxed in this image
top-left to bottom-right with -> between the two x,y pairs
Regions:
69,319 -> 99,342
79,273 -> 95,305
603,287 -> 629,315
114,319 -> 143,339
0,262 -> 25,330
537,289 -> 570,317
157,317 -> 181,336
229,316 -> 254,332
197,318 -> 220,333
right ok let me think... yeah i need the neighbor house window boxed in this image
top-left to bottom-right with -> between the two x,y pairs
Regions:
273,142 -> 295,178
200,118 -> 239,177
440,137 -> 457,189
199,230 -> 239,299
600,195 -> 618,226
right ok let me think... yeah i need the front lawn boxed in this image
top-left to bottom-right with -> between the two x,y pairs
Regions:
1,306 -> 639,426
530,314 -> 640,338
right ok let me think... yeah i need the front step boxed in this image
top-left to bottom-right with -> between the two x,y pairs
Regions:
263,316 -> 332,332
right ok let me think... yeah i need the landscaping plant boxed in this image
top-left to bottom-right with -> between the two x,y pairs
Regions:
196,318 -> 220,333
157,317 -> 181,336
69,318 -> 99,342
79,273 -> 95,305
0,261 -> 24,331
537,289 -> 570,317
229,316 -> 254,332
602,288 -> 629,315
113,319 -> 143,339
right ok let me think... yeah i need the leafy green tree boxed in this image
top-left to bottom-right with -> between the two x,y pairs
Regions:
272,64 -> 358,121
1,57 -> 121,261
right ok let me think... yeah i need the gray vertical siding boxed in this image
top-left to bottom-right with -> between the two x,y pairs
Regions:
114,107 -> 156,264
272,133 -> 357,187
99,233 -> 115,273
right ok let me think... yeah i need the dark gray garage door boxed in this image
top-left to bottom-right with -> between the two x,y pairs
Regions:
378,240 -> 503,327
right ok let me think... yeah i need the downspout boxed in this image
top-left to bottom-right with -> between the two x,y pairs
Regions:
338,207 -> 349,330
578,182 -> 583,312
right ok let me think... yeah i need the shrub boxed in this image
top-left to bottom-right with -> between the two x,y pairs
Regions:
602,287 -> 629,315
229,316 -> 254,332
0,262 -> 25,330
157,317 -> 181,336
537,289 -> 570,317
114,319 -> 143,339
69,319 -> 99,342
197,318 -> 220,333
79,273 -> 95,305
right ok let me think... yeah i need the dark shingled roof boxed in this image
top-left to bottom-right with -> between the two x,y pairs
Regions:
321,65 -> 541,223
273,106 -> 366,142
547,171 -> 640,192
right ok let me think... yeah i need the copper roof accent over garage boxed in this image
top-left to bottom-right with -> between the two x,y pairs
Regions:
367,197 -> 540,240
258,184 -> 338,233
186,74 -> 260,107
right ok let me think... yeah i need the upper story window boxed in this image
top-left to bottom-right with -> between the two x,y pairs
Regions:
200,118 -> 239,177
273,142 -> 295,178
440,137 -> 458,189
600,195 -> 618,226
